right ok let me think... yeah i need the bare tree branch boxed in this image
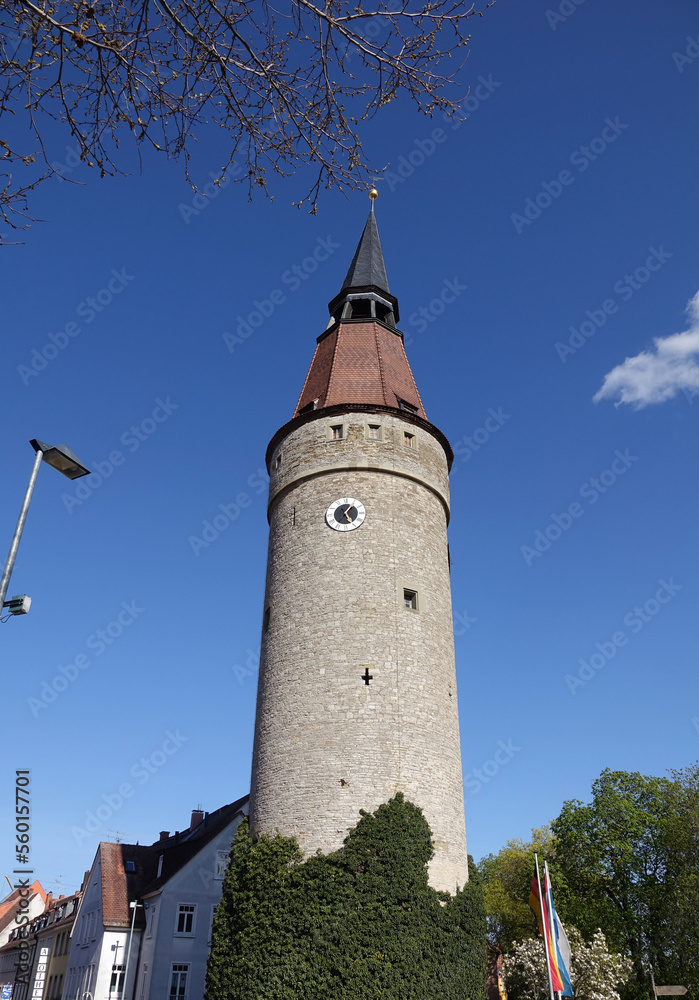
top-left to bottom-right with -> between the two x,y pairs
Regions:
0,0 -> 494,235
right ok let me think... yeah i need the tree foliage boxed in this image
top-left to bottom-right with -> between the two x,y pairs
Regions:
0,0 -> 492,231
480,767 -> 699,1000
478,825 -> 560,954
552,768 -> 698,996
206,793 -> 487,1000
504,928 -> 632,1000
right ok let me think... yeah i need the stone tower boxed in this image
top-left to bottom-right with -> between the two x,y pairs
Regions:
249,200 -> 469,893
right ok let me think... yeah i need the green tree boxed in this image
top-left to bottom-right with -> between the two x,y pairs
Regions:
206,793 -> 486,1000
552,768 -> 697,998
478,826 -> 568,954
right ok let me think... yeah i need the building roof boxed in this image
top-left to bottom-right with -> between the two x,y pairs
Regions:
341,207 -> 390,295
97,796 -> 248,927
0,881 -> 46,937
294,207 -> 426,419
294,320 -> 426,418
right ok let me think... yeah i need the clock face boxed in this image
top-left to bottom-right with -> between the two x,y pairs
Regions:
326,497 -> 366,532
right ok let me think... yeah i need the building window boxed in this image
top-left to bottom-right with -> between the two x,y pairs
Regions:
56,974 -> 63,998
263,607 -> 271,632
157,855 -> 164,878
398,399 -> 418,415
403,432 -> 414,448
176,904 -> 196,935
169,965 -> 189,1000
331,425 -> 343,440
274,452 -> 282,469
110,966 -> 126,997
403,589 -> 418,611
146,903 -> 157,938
367,425 -> 380,440
125,860 -> 136,873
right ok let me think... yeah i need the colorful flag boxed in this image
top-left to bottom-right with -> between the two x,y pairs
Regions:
543,866 -> 573,997
528,871 -> 574,995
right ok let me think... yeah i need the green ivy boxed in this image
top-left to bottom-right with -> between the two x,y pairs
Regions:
206,794 -> 486,1000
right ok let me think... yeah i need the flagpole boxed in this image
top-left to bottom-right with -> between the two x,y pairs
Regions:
535,853 -> 555,1000
544,861 -> 562,1000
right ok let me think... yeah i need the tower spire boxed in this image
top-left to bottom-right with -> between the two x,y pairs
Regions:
340,201 -> 390,296
292,202 -> 426,419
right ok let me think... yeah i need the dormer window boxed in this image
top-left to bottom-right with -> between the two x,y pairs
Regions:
398,399 -> 418,415
125,861 -> 137,873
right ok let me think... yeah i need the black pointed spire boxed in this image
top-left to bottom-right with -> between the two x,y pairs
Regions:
327,194 -> 399,327
341,206 -> 390,295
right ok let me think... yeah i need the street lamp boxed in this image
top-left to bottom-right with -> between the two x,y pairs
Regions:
0,438 -> 90,618
123,901 -> 143,1000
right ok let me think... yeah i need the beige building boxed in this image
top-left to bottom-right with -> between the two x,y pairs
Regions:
249,200 -> 469,894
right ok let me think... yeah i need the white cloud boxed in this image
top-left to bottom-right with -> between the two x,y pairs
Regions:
593,290 -> 699,408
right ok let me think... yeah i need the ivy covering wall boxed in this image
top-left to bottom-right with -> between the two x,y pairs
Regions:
206,794 -> 486,1000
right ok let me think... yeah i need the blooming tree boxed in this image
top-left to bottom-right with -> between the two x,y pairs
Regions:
504,927 -> 633,1000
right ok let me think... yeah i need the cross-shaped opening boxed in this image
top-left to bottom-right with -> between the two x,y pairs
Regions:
361,667 -> 373,686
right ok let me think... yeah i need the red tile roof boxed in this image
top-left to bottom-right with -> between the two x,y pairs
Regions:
0,881 -> 46,935
96,797 -> 249,928
294,321 -> 425,419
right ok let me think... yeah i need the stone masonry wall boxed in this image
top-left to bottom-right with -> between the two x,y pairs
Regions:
248,410 -> 469,893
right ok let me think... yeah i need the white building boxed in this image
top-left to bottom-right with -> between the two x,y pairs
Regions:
63,799 -> 247,1000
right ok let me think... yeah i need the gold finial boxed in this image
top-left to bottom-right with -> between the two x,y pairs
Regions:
368,185 -> 379,202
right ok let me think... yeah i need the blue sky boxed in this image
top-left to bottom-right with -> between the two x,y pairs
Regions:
2,0 -> 698,894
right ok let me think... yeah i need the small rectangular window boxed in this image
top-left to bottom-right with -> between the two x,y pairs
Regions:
331,425 -> 343,440
263,607 -> 271,632
403,432 -> 414,448
403,589 -> 418,610
368,425 -> 380,440
157,855 -> 164,879
125,860 -> 136,873
176,905 -> 195,935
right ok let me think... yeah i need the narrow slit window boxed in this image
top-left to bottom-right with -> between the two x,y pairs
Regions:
404,432 -> 414,448
403,589 -> 418,610
263,607 -> 271,632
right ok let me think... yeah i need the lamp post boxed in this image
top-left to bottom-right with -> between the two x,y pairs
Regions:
123,901 -> 143,1000
0,438 -> 90,615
